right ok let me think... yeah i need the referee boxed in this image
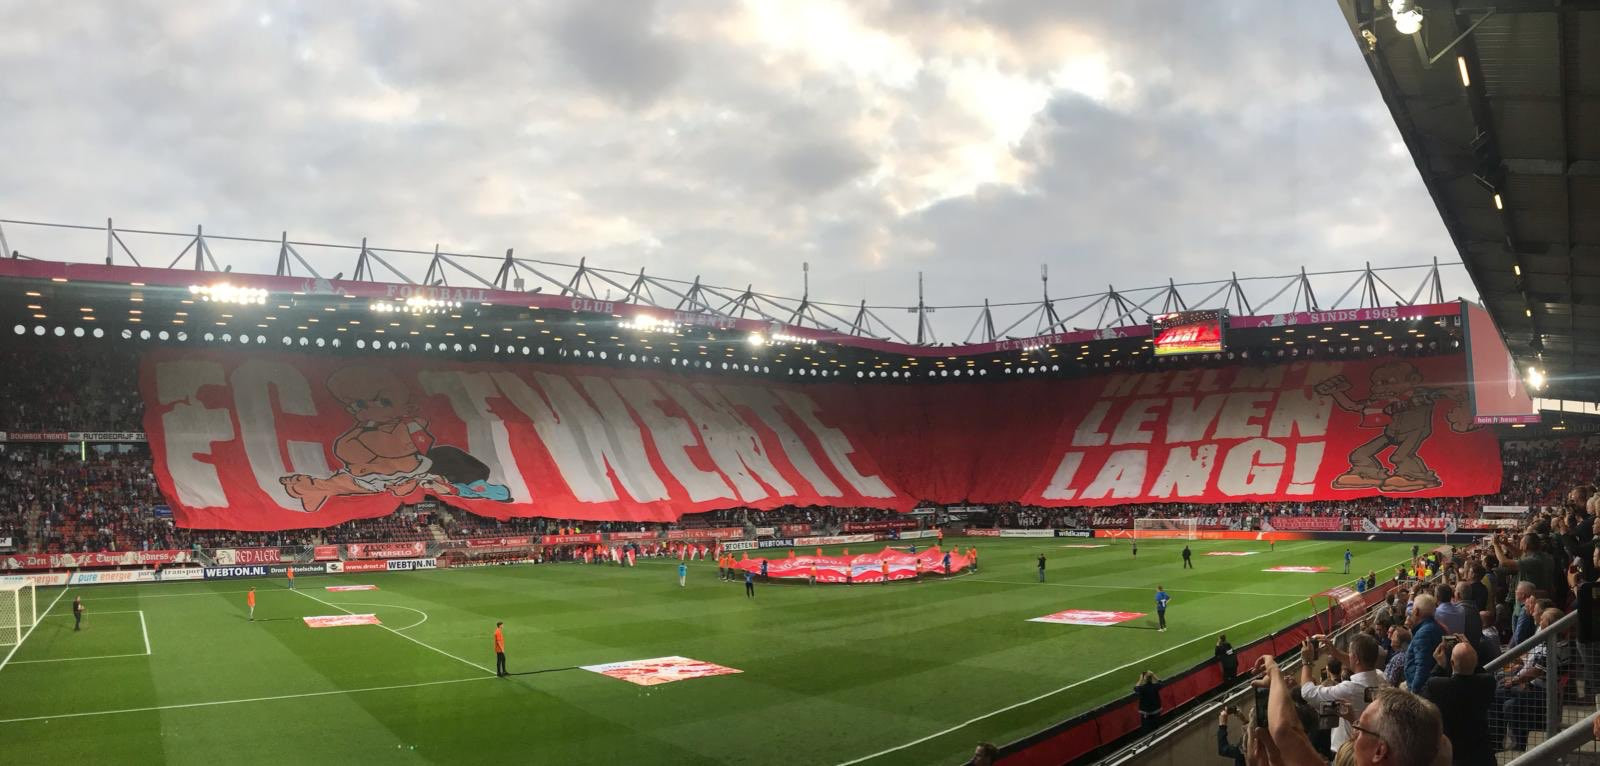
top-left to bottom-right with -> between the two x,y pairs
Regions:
1182,545 -> 1193,569
493,621 -> 507,677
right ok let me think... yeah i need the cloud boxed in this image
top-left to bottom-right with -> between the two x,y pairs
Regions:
0,0 -> 1470,340
552,0 -> 689,107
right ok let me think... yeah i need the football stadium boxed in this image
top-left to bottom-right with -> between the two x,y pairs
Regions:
4,2 -> 1600,765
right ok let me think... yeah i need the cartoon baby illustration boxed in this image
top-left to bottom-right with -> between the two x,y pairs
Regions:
280,366 -> 509,512
1314,361 -> 1477,493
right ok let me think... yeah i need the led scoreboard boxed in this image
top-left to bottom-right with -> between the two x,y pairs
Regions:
1151,309 -> 1227,356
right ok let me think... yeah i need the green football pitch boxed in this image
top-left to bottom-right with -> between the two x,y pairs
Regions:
1,538 -> 1413,765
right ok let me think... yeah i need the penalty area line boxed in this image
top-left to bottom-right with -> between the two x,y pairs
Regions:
0,676 -> 494,724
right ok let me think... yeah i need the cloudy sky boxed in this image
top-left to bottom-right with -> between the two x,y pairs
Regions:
0,0 -> 1473,339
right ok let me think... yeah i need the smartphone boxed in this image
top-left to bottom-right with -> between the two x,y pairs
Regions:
1364,685 -> 1378,703
1254,691 -> 1270,728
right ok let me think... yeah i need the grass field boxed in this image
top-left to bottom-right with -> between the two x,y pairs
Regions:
0,537 -> 1413,765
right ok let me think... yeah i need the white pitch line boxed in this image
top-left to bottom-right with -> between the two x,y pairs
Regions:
0,587 -> 69,676
10,652 -> 150,665
0,676 -> 494,725
80,589 -> 256,601
335,602 -> 431,632
836,554 -> 1415,765
291,589 -> 492,675
139,610 -> 150,656
938,578 -> 1297,598
42,610 -> 144,616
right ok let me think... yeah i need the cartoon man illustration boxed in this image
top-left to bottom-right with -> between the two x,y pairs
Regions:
1314,361 -> 1476,492
280,366 -> 509,512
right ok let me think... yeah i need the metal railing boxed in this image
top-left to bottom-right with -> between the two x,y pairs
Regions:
0,215 -> 1467,345
1485,609 -> 1600,764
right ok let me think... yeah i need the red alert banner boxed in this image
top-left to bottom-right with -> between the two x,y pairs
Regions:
213,548 -> 283,565
140,350 -> 1501,531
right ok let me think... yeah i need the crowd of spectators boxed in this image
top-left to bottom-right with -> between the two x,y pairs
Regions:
0,342 -> 143,432
1204,483 -> 1600,764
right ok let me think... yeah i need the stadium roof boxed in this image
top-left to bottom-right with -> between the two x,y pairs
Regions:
1338,0 -> 1600,402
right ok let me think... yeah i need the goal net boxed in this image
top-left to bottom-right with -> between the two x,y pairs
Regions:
0,580 -> 38,648
1132,518 -> 1199,540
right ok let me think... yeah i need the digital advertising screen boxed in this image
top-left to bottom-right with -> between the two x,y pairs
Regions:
1151,309 -> 1227,356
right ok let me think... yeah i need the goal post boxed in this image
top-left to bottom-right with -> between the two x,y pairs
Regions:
0,580 -> 38,648
1131,518 -> 1199,540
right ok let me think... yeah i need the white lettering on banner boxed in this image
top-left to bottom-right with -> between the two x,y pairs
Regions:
659,382 -> 769,502
1,572 -> 69,586
1482,505 -> 1530,515
232,360 -> 331,511
576,375 -> 673,501
155,361 -> 234,508
540,373 -> 669,503
612,378 -> 733,503
492,371 -> 609,502
1218,438 -> 1284,495
720,385 -> 841,497
1167,395 -> 1228,443
721,540 -> 759,551
792,534 -> 876,546
999,529 -> 1056,538
1147,445 -> 1216,498
420,371 -> 532,502
1213,392 -> 1273,439
1072,402 -> 1112,446
693,382 -> 798,499
773,390 -> 893,498
1041,453 -> 1085,500
1081,450 -> 1147,499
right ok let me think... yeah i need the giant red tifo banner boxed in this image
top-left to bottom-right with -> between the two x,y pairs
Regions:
1,550 -> 191,571
140,349 -> 1501,530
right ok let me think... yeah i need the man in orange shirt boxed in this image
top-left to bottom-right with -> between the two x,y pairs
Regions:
286,566 -> 296,590
881,559 -> 890,584
247,587 -> 256,621
494,621 -> 507,677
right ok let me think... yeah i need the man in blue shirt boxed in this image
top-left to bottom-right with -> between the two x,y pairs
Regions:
943,551 -> 952,574
744,569 -> 755,598
1344,548 -> 1353,574
1155,586 -> 1171,633
678,561 -> 687,588
1406,594 -> 1443,692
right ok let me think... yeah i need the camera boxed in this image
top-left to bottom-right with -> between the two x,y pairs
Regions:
1318,702 -> 1342,730
1364,685 -> 1378,703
